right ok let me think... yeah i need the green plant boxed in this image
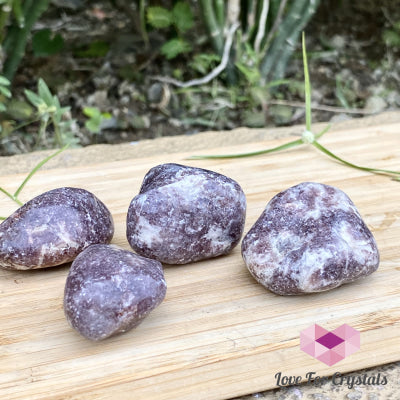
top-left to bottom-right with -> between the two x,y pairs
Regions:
1,76 -> 78,152
198,0 -> 320,85
83,107 -> 112,134
0,74 -> 11,113
190,33 -> 400,182
0,0 -> 23,43
1,0 -> 50,80
32,28 -> 64,57
24,78 -> 77,148
382,20 -> 400,48
0,144 -> 68,219
75,40 -> 110,58
146,1 -> 194,59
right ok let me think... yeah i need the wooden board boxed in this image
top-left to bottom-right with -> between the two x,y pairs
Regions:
0,122 -> 399,400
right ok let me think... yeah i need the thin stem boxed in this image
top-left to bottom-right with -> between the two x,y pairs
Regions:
139,0 -> 149,48
51,115 -> 63,147
200,0 -> 224,54
188,138 -> 303,159
0,3 -> 11,43
3,0 -> 49,80
214,0 -> 225,28
34,116 -> 48,149
254,0 -> 269,53
13,144 -> 69,199
263,0 -> 289,52
302,31 -> 311,132
266,99 -> 374,115
315,124 -> 331,140
312,141 -> 400,179
12,116 -> 42,132
260,0 -> 320,83
0,187 -> 23,206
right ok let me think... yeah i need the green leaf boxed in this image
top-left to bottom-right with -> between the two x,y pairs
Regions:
32,29 -> 64,57
38,79 -> 55,107
85,118 -> 101,133
83,107 -> 101,118
172,2 -> 193,33
0,103 -> 6,112
265,79 -> 291,89
0,76 -> 11,86
75,41 -> 110,58
189,53 -> 220,74
235,62 -> 260,85
147,6 -> 173,29
335,76 -> 350,109
5,99 -> 34,120
382,29 -> 400,47
24,89 -> 45,108
0,86 -> 11,98
161,38 -> 191,60
58,106 -> 71,115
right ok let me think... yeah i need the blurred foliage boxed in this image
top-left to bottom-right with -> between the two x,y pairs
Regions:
146,2 -> 194,59
1,75 -> 78,150
383,21 -> 400,48
199,0 -> 320,85
83,106 -> 112,134
32,28 -> 64,57
1,0 -> 50,80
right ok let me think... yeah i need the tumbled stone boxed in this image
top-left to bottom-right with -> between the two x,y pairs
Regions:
0,187 -> 114,270
127,163 -> 246,264
64,244 -> 167,341
242,182 -> 379,295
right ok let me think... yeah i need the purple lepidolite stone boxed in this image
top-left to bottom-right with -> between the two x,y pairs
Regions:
64,244 -> 166,341
126,163 -> 246,264
0,187 -> 114,270
242,182 -> 379,295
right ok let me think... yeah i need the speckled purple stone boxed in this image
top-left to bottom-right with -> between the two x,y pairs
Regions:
64,244 -> 167,341
126,163 -> 246,264
242,182 -> 380,295
0,187 -> 114,270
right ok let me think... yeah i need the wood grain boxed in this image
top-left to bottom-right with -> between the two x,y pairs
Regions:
0,122 -> 399,400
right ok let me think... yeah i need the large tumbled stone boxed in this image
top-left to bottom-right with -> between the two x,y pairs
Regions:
242,182 -> 380,295
64,244 -> 167,341
127,163 -> 246,264
0,187 -> 114,270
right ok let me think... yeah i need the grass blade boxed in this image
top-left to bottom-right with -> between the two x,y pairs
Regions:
312,141 -> 400,178
188,138 -> 303,159
14,144 -> 69,198
302,31 -> 312,132
0,187 -> 23,206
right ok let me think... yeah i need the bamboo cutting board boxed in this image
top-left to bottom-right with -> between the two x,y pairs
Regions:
0,122 -> 399,400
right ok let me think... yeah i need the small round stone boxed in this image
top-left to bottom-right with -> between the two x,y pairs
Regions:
0,187 -> 114,270
126,163 -> 246,264
64,244 -> 167,341
242,182 -> 380,295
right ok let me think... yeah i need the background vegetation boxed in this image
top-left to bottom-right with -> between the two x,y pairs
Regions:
0,0 -> 399,155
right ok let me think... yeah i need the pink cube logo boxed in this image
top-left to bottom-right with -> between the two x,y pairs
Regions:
300,324 -> 360,366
